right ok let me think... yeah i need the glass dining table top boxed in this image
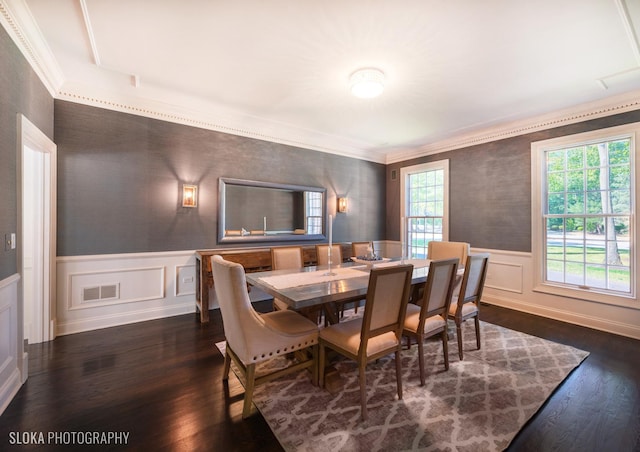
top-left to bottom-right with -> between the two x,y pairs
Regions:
245,259 -> 433,311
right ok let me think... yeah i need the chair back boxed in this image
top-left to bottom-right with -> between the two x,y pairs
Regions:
210,255 -> 265,361
428,241 -> 470,267
271,246 -> 303,270
351,241 -> 374,258
315,244 -> 342,265
360,264 -> 414,353
458,253 -> 490,306
421,258 -> 459,320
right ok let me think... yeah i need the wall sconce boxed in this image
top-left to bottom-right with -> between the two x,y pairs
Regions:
182,184 -> 198,208
337,197 -> 348,213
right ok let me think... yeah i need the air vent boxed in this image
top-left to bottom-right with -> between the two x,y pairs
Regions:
82,284 -> 120,303
101,284 -> 118,299
83,286 -> 100,302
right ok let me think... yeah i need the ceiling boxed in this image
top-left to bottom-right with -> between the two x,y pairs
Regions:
3,0 -> 640,163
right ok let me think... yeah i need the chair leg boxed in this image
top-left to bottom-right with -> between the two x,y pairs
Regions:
242,363 -> 257,419
311,344 -> 319,386
441,329 -> 449,371
456,322 -> 464,361
474,315 -> 481,350
417,337 -> 425,386
223,350 -> 232,380
359,363 -> 368,421
395,349 -> 403,401
318,342 -> 326,388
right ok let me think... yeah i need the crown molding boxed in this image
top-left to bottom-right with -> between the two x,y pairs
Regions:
56,83 -> 388,164
0,0 -> 64,96
384,90 -> 640,164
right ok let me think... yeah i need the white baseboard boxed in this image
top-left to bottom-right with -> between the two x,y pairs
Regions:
0,368 -> 21,416
56,300 -> 195,336
483,293 -> 640,340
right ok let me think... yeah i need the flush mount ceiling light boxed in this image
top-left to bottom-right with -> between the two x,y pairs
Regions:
349,68 -> 385,99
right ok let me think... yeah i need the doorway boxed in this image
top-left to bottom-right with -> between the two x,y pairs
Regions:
18,115 -> 56,346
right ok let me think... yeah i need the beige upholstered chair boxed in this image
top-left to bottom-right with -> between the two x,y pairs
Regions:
403,258 -> 458,385
315,244 -> 342,266
270,246 -> 304,312
427,240 -> 470,297
427,241 -> 470,267
448,253 -> 490,360
319,264 -> 414,420
211,255 -> 319,419
351,241 -> 374,258
271,246 -> 304,271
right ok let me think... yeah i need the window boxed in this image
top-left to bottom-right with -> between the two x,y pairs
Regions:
532,123 -> 639,304
401,160 -> 449,258
305,191 -> 323,234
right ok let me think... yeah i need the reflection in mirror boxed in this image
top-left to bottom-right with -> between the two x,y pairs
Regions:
218,178 -> 326,243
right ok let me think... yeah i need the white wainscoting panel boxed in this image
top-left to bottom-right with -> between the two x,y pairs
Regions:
0,274 -> 22,416
484,260 -> 523,294
175,264 -> 196,297
57,251 -> 197,335
476,247 -> 640,340
68,266 -> 165,310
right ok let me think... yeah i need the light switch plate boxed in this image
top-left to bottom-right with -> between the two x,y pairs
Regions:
10,233 -> 16,249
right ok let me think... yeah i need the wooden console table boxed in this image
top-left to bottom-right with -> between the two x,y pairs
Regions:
195,243 -> 352,322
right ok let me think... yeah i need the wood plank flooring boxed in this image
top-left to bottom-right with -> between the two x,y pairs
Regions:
1,302 -> 639,451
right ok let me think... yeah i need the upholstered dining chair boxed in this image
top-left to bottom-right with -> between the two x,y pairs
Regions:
270,246 -> 322,323
403,258 -> 458,385
318,264 -> 414,421
315,244 -> 342,266
351,241 -> 374,258
427,240 -> 470,296
448,253 -> 490,360
270,246 -> 304,311
427,241 -> 470,268
211,255 -> 319,419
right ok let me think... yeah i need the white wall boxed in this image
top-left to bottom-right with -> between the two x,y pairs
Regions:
56,251 -> 197,335
0,274 -> 23,416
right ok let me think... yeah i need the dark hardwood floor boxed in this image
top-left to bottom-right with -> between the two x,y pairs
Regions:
1,302 -> 639,451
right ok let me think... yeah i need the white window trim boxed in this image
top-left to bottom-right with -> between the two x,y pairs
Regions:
400,159 -> 450,243
531,122 -> 639,307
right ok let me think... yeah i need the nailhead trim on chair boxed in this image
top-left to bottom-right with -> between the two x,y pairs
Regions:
249,338 -> 318,362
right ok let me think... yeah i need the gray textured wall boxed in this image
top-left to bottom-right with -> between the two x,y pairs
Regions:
0,26 -> 54,280
387,110 -> 640,252
55,101 -> 386,256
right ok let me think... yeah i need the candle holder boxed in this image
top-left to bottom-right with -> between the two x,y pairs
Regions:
324,247 -> 336,276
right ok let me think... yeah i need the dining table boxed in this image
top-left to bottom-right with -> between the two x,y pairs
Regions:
245,258 -> 436,325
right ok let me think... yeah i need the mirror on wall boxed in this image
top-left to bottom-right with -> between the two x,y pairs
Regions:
218,177 -> 326,243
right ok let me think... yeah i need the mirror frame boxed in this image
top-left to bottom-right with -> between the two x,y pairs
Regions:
218,177 -> 326,244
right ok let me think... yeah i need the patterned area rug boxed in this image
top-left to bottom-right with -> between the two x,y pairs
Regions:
215,319 -> 589,451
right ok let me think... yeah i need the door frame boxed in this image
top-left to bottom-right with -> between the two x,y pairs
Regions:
17,114 -> 57,354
